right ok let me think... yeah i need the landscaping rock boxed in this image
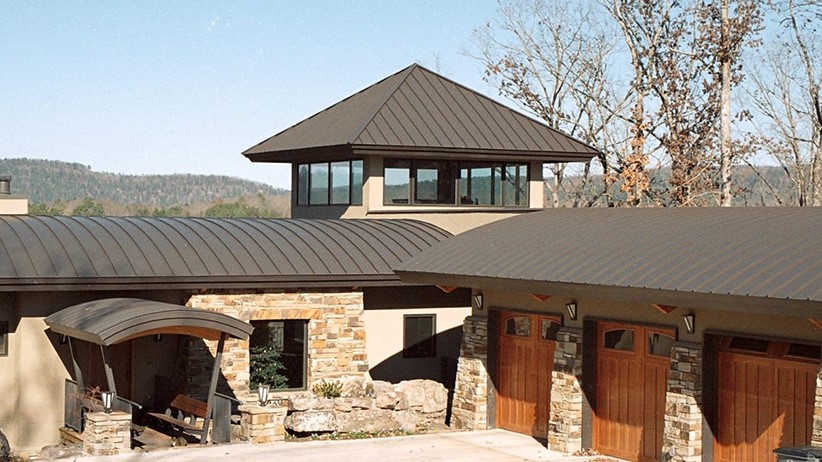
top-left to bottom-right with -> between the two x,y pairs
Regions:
350,397 -> 373,410
284,410 -> 337,433
393,410 -> 419,433
336,409 -> 400,433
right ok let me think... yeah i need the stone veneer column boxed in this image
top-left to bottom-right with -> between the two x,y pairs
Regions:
82,411 -> 131,456
548,327 -> 583,453
451,315 -> 489,430
663,343 -> 703,462
813,365 -> 822,446
185,291 -> 367,401
238,404 -> 288,444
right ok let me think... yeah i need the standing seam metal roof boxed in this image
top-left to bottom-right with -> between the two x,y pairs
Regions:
394,207 -> 822,304
242,64 -> 598,162
0,216 -> 452,289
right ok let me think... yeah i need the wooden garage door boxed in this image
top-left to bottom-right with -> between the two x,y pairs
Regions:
716,336 -> 819,462
595,322 -> 674,462
496,312 -> 559,438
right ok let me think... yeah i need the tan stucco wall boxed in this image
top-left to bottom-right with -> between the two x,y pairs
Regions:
362,306 -> 470,382
0,197 -> 28,215
481,290 -> 822,345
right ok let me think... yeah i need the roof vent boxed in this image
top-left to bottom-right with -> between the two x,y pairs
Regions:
0,175 -> 10,195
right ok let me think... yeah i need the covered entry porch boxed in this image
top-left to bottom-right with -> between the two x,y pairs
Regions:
45,297 -> 254,449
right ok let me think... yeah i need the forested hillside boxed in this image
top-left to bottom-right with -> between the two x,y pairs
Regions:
0,158 -> 290,217
0,158 -> 286,206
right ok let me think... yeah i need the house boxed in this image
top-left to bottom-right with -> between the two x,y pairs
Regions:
0,64 -> 596,454
395,207 -> 822,462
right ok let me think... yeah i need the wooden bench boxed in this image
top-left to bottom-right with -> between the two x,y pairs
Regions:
147,394 -> 209,442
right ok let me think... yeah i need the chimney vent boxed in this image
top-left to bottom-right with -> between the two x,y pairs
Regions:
0,175 -> 10,195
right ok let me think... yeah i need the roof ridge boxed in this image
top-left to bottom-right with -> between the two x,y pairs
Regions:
349,63 -> 419,144
242,64 -> 419,155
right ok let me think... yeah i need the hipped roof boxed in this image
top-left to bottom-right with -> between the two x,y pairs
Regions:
395,207 -> 822,316
243,64 -> 598,163
0,215 -> 451,291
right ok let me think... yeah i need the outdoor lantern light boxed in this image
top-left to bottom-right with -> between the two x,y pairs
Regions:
473,293 -> 483,311
154,334 -> 163,342
565,302 -> 578,321
683,314 -> 696,334
101,391 -> 114,414
258,385 -> 269,406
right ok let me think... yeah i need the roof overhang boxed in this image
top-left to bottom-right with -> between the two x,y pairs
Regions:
244,144 -> 597,164
45,298 -> 254,346
395,271 -> 822,319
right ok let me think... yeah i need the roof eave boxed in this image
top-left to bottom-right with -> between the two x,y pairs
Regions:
395,270 -> 822,318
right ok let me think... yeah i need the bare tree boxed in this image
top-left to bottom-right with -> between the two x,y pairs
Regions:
472,0 -> 623,207
747,0 -> 821,205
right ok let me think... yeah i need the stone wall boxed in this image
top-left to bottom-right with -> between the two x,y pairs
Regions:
814,366 -> 822,447
184,291 -> 367,401
283,379 -> 448,435
662,343 -> 703,462
451,315 -> 489,430
548,327 -> 583,453
82,412 -> 131,456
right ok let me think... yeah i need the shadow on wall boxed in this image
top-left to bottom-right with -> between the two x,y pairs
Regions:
368,325 -> 462,386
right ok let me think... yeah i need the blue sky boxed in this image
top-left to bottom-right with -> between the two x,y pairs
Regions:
0,1 -> 501,188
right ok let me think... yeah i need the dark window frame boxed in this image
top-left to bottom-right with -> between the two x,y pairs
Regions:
403,314 -> 437,358
383,159 -> 529,207
249,319 -> 308,391
0,321 -> 7,357
296,160 -> 363,206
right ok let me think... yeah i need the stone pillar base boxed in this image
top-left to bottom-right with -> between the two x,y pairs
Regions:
82,411 -> 131,456
239,404 -> 287,444
451,315 -> 489,431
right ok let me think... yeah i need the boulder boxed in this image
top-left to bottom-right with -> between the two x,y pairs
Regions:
393,410 -> 419,433
397,379 -> 448,413
284,410 -> 337,433
335,409 -> 400,434
350,397 -> 373,410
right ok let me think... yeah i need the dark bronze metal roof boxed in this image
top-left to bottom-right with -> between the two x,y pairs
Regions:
396,207 -> 822,309
0,216 -> 451,290
45,298 -> 254,345
243,64 -> 597,163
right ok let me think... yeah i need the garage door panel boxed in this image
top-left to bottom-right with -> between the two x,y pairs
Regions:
497,312 -> 557,438
716,340 -> 818,462
595,322 -> 673,462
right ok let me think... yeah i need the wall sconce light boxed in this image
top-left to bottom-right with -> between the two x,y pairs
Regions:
565,302 -> 578,321
473,293 -> 483,311
59,334 -> 69,345
101,391 -> 114,414
154,334 -> 163,342
258,384 -> 269,406
682,314 -> 695,334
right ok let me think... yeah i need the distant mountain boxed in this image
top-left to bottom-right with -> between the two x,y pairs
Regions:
0,158 -> 287,207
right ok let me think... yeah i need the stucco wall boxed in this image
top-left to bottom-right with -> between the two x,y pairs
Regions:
481,290 -> 822,344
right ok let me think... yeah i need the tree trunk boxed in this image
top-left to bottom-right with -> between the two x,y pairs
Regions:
719,0 -> 733,206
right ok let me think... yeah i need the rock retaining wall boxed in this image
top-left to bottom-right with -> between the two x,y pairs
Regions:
283,379 -> 448,435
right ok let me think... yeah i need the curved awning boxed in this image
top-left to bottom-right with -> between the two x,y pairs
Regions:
45,298 -> 254,345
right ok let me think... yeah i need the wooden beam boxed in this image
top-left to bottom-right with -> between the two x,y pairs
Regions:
436,285 -> 458,294
202,332 -> 226,444
530,294 -> 551,302
807,318 -> 822,330
652,304 -> 677,314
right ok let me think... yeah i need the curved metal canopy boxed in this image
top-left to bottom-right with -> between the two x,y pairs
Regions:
45,298 -> 254,345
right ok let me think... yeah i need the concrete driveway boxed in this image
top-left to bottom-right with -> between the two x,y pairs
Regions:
74,430 -> 619,462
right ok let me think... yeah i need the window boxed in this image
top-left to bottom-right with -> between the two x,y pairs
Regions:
404,314 -> 436,358
648,332 -> 675,357
384,159 -> 528,207
296,160 -> 363,206
250,320 -> 307,390
604,329 -> 634,351
0,321 -> 7,357
505,316 -> 531,337
540,318 -> 561,341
